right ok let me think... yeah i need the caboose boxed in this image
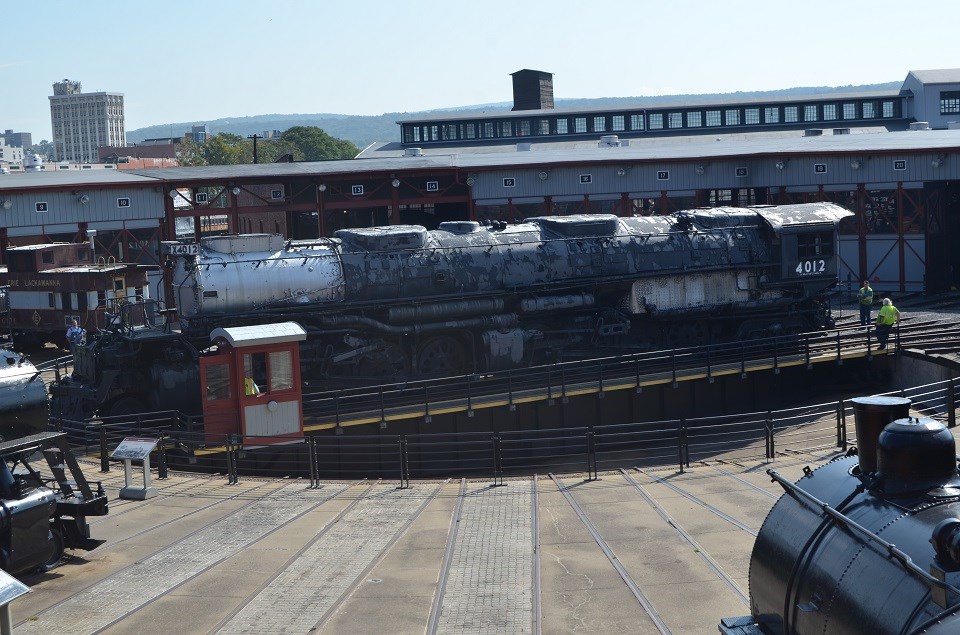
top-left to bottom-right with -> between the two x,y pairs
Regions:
5,243 -> 151,349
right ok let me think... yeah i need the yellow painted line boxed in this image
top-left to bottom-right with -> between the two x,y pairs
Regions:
222,345 -> 884,438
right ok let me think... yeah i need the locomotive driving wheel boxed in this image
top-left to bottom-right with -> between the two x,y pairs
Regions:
666,322 -> 707,349
357,345 -> 410,380
416,336 -> 467,376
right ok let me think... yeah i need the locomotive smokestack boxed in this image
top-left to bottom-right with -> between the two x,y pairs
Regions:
850,395 -> 911,474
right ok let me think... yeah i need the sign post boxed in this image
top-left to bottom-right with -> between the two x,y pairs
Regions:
111,437 -> 160,500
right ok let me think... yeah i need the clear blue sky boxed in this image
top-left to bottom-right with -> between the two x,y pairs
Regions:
4,0 -> 958,142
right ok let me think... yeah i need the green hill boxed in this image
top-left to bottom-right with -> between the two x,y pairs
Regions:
126,82 -> 901,149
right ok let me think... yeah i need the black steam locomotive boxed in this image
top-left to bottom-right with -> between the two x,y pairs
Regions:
165,202 -> 851,383
721,401 -> 960,634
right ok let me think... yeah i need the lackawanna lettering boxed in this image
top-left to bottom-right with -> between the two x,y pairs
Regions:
8,278 -> 62,288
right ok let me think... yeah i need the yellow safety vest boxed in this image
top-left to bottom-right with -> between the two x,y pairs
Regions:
878,305 -> 899,325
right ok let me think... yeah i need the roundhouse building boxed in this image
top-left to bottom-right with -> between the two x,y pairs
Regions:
0,68 -> 959,297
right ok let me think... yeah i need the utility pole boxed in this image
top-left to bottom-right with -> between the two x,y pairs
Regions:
247,134 -> 262,164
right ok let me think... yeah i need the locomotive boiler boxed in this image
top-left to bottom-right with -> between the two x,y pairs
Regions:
166,202 -> 851,383
721,413 -> 960,635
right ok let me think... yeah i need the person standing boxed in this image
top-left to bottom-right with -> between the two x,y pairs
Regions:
876,297 -> 901,350
858,280 -> 874,326
65,319 -> 85,348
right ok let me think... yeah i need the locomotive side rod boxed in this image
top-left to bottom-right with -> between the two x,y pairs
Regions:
767,469 -> 960,595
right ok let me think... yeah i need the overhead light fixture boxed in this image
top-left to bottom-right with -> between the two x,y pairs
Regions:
695,164 -> 705,175
318,184 -> 327,192
466,176 -> 476,187
775,160 -> 786,171
850,159 -> 862,170
168,189 -> 179,199
391,178 -> 401,188
538,170 -> 549,180
77,194 -> 90,204
615,167 -> 626,177
932,153 -> 946,168
1,200 -> 12,210
231,187 -> 241,196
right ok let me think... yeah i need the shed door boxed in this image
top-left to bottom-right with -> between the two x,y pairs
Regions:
200,357 -> 240,445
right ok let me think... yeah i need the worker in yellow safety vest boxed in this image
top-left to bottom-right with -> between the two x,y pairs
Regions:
244,377 -> 261,396
875,297 -> 901,350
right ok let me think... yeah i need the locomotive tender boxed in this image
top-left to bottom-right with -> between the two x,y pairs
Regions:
721,411 -> 960,635
166,202 -> 852,383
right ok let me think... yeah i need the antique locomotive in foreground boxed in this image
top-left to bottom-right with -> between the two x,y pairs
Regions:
166,203 -> 851,382
721,402 -> 960,634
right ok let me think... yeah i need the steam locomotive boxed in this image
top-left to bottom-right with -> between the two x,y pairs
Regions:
164,203 -> 851,383
721,402 -> 960,635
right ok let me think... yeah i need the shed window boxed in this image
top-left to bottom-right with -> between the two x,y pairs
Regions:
205,363 -> 232,401
941,91 -> 960,115
706,110 -> 721,126
269,351 -> 294,391
648,113 -> 663,129
686,112 -> 702,127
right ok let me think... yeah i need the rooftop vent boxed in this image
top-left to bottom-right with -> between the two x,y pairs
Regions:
803,129 -> 823,137
909,122 -> 930,131
517,142 -> 531,152
598,135 -> 622,147
833,128 -> 851,135
403,147 -> 423,157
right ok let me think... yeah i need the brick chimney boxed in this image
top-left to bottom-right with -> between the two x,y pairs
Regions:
511,69 -> 554,111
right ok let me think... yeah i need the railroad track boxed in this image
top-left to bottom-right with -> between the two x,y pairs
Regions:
297,315 -> 960,431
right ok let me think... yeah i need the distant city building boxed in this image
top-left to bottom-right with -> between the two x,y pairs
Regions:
49,79 -> 126,163
188,125 -> 208,143
0,136 -> 24,169
99,142 -> 177,165
1,129 -> 32,149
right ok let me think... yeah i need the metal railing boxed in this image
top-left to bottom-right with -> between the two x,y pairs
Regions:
52,375 -> 958,487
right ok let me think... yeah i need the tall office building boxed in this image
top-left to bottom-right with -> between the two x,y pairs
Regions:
49,79 -> 125,163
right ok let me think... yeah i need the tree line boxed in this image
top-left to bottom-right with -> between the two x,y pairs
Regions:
27,126 -> 359,166
176,127 -> 359,166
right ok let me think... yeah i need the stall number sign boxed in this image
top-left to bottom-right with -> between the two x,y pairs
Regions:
894,160 -> 906,170
426,181 -> 439,192
735,167 -> 748,177
814,164 -> 827,174
271,189 -> 283,200
657,171 -> 670,181
195,192 -> 209,203
35,202 -> 48,212
351,185 -> 364,196
117,198 -> 130,208
111,437 -> 159,461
